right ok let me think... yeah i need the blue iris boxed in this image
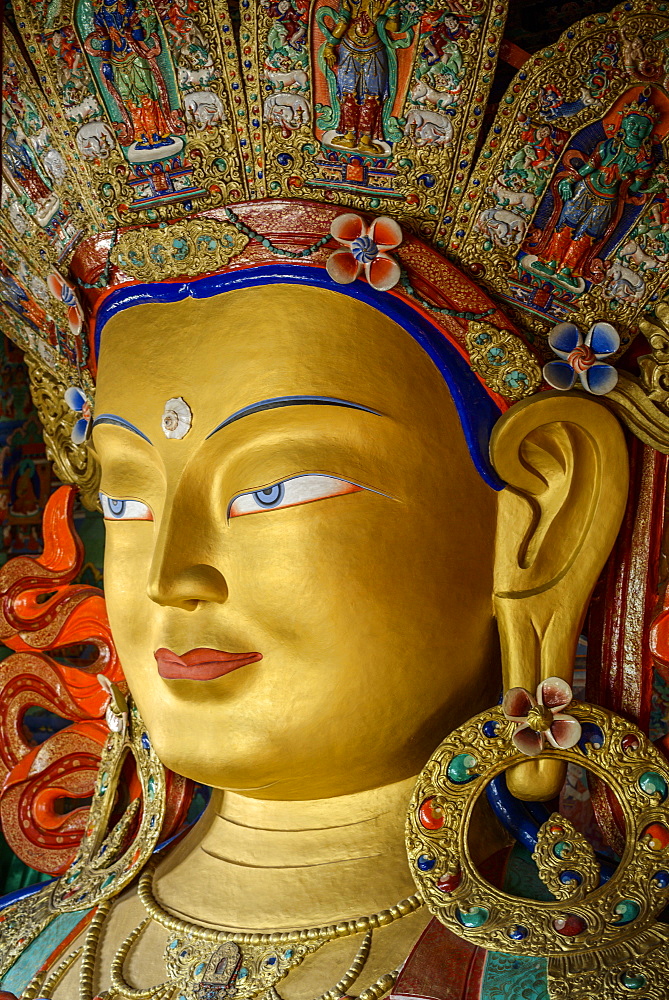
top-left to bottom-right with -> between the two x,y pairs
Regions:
253,483 -> 285,508
109,498 -> 126,517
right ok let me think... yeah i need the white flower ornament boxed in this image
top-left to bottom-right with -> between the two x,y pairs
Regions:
502,677 -> 582,757
64,386 -> 92,445
326,213 -> 403,292
543,322 -> 619,395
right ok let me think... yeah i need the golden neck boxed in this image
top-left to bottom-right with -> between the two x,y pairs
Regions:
153,776 -> 421,932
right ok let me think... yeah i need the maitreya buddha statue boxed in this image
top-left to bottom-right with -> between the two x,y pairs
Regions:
3,0 -> 669,996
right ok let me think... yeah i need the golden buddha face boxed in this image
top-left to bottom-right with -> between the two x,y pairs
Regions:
93,284 -> 499,799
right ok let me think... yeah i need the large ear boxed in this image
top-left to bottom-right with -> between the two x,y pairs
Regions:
490,392 -> 629,800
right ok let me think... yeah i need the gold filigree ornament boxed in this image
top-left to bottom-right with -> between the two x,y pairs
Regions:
110,219 -> 250,281
50,681 -> 167,914
465,321 -> 542,401
406,690 -> 669,1000
90,859 -> 422,1000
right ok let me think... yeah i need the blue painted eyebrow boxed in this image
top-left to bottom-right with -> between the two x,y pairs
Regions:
206,396 -> 381,439
92,414 -> 153,445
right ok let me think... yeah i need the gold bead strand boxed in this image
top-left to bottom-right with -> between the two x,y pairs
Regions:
313,930 -> 373,1000
109,918 -> 168,1000
23,947 -> 84,999
80,900 -> 112,1000
355,967 -> 401,1000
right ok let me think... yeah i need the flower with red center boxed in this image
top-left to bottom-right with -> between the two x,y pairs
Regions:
502,677 -> 581,757
326,213 -> 403,292
543,321 -> 619,395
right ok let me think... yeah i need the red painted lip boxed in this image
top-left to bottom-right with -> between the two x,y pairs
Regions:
154,647 -> 263,681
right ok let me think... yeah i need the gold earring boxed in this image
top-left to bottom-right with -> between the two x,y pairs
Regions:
51,679 -> 167,912
406,678 -> 669,999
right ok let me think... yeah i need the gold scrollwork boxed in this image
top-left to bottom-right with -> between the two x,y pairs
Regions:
406,700 -> 669,958
465,321 -> 542,401
25,354 -> 100,510
532,813 -> 600,902
111,219 -> 249,281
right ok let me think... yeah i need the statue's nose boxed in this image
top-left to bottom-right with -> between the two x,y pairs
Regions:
147,563 -> 229,610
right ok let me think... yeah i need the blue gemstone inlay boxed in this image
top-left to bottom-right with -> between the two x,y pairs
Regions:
417,854 -> 436,871
578,723 -> 604,754
559,870 -> 582,886
508,924 -> 528,940
482,719 -> 499,738
141,732 -> 150,750
653,870 -> 669,888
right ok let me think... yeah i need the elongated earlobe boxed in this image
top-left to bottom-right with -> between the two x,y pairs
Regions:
491,392 -> 628,799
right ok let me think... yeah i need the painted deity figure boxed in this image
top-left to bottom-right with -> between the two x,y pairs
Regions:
1,117 -> 59,225
534,101 -> 660,281
83,0 -> 178,150
323,0 -> 400,154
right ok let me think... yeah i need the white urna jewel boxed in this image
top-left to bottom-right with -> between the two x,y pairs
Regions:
162,397 -> 192,439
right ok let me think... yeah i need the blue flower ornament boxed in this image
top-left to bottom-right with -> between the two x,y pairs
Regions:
543,322 -> 620,395
64,386 -> 92,445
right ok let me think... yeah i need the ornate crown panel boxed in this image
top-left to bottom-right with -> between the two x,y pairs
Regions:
11,0 -> 253,227
454,0 -> 669,346
241,0 -> 506,237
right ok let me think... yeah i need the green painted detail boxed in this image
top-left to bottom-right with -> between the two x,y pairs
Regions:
481,953 -> 549,1000
504,844 -> 555,902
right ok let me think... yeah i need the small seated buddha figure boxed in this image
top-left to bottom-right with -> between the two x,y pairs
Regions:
2,1 -> 669,998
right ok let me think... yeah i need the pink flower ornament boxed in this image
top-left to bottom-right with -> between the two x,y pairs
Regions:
502,677 -> 581,757
326,213 -> 402,292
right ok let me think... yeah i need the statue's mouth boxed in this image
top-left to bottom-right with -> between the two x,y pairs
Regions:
154,647 -> 263,681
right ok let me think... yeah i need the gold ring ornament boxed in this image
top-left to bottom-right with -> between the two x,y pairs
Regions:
406,679 -> 669,997
50,683 -> 167,913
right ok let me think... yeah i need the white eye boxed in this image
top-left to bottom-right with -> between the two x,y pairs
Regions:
229,475 -> 363,518
100,492 -> 153,522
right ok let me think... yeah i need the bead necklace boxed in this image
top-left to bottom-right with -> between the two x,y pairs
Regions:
100,858 -> 423,1000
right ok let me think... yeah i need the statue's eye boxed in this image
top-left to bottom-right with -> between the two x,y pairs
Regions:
100,492 -> 153,522
229,475 -> 364,518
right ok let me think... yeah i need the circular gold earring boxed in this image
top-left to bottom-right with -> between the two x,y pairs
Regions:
51,682 -> 167,912
406,679 -> 669,998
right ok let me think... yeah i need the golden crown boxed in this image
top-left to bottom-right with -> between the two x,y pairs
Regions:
5,0 -> 669,495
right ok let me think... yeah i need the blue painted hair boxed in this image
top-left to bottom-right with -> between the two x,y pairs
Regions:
94,264 -> 505,489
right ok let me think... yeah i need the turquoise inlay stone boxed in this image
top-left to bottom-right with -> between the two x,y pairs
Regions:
638,771 -> 668,801
613,900 -> 640,925
195,963 -> 205,976
553,840 -> 572,860
99,771 -> 109,795
480,952 -> 549,1000
101,874 -> 116,889
169,939 -> 179,949
238,968 -> 249,980
147,775 -> 156,800
447,753 -> 479,784
620,971 -> 647,990
1,908 -> 92,994
284,949 -> 294,959
457,905 -> 489,928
